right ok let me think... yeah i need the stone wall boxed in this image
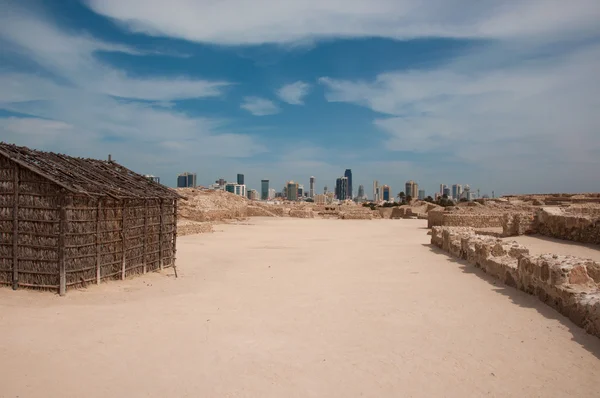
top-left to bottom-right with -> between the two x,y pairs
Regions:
289,209 -> 315,218
536,208 -> 600,244
428,212 -> 504,228
431,227 -> 600,338
502,212 -> 536,236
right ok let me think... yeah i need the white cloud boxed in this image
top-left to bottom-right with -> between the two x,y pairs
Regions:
0,5 -> 266,185
277,81 -> 311,105
0,7 -> 228,101
319,42 -> 600,193
240,97 -> 280,116
85,0 -> 600,45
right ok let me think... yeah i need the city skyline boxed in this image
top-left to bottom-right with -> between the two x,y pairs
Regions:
2,2 -> 598,196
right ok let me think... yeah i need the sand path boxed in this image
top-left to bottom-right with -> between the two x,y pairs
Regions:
1,218 -> 599,397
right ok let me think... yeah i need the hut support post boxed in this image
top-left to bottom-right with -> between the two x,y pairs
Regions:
142,200 -> 147,274
58,196 -> 70,296
159,200 -> 163,270
172,199 -> 178,278
121,200 -> 127,280
12,164 -> 19,290
95,200 -> 101,285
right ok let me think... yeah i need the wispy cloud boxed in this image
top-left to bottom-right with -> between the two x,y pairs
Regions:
277,81 -> 311,105
85,0 -> 600,45
240,97 -> 280,116
0,7 -> 229,101
319,42 -> 600,192
0,4 -> 265,183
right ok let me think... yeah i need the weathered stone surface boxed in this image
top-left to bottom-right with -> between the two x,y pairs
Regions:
431,226 -> 600,338
536,207 -> 600,245
289,209 -> 315,218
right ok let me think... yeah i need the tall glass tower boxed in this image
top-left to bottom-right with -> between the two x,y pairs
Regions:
344,169 -> 352,199
261,179 -> 269,200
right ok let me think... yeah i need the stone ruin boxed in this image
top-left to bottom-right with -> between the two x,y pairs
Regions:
431,226 -> 600,338
503,206 -> 600,245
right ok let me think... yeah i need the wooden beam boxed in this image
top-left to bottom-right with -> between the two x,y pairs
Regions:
95,200 -> 101,285
58,196 -> 70,296
172,199 -> 178,278
159,199 -> 163,270
121,200 -> 127,280
12,163 -> 19,290
142,200 -> 148,274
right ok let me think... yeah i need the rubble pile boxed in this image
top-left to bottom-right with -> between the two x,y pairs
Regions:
432,226 -> 600,338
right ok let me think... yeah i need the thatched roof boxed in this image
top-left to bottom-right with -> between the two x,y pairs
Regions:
0,142 -> 179,200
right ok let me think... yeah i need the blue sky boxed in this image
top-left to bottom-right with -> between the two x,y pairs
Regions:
1,0 -> 599,196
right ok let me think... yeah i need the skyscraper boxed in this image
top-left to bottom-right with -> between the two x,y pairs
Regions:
443,187 -> 451,198
324,186 -> 328,194
440,184 -> 446,195
261,179 -> 269,200
177,172 -> 196,188
298,185 -> 304,198
357,184 -> 365,199
451,184 -> 463,200
373,180 -> 379,202
309,176 -> 315,198
237,174 -> 244,185
287,181 -> 299,201
382,185 -> 391,201
344,169 -> 353,199
418,189 -> 425,200
335,177 -> 348,200
405,180 -> 418,198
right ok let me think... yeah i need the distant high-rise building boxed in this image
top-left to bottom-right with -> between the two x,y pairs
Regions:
268,188 -> 276,200
344,169 -> 353,199
440,184 -> 447,195
237,174 -> 244,185
226,183 -> 246,197
373,180 -> 380,202
464,185 -> 472,201
357,184 -> 365,198
405,180 -> 418,198
177,172 -> 196,188
287,181 -> 299,201
313,194 -> 326,205
144,175 -> 160,184
298,185 -> 304,198
335,177 -> 348,200
324,186 -> 328,194
216,178 -> 226,186
443,187 -> 451,198
418,190 -> 425,200
261,179 -> 269,200
309,176 -> 315,198
382,185 -> 391,201
451,184 -> 463,200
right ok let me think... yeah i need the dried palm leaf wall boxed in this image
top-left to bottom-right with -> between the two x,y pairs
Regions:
0,155 -> 177,295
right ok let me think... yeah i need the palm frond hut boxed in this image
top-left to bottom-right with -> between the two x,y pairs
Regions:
0,143 -> 180,295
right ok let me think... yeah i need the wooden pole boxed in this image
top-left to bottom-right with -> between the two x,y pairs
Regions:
95,200 -> 101,285
172,199 -> 178,278
142,200 -> 148,274
121,200 -> 127,280
158,199 -> 163,270
58,196 -> 69,296
12,164 -> 19,290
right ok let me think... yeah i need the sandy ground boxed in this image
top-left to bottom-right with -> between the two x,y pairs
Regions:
1,218 -> 599,398
506,235 -> 600,261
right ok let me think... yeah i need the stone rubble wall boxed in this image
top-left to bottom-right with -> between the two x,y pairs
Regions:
536,208 -> 600,245
428,212 -> 504,228
502,212 -> 537,236
289,209 -> 315,218
431,226 -> 600,338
